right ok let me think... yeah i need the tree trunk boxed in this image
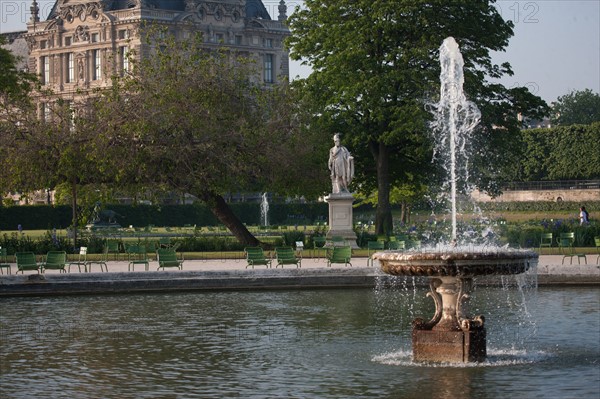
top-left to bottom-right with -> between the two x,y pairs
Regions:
371,141 -> 393,236
400,202 -> 412,224
400,202 -> 406,224
71,179 -> 78,247
200,190 -> 261,247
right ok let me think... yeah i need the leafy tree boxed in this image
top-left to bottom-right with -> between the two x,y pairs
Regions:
1,36 -> 39,187
515,123 -> 600,181
0,95 -> 110,244
551,89 -> 600,126
287,0 -> 548,235
95,30 -> 326,246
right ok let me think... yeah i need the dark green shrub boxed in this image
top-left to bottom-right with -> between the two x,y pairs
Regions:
282,231 -> 305,246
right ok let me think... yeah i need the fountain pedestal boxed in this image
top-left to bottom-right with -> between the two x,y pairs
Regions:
374,250 -> 537,363
412,277 -> 486,363
413,328 -> 486,363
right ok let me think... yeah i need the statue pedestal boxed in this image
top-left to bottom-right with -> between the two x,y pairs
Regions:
325,193 -> 358,248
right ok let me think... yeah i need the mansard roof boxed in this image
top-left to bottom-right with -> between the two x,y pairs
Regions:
47,0 -> 272,21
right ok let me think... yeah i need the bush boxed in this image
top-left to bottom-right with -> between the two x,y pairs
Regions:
0,203 -> 330,230
0,231 -> 73,254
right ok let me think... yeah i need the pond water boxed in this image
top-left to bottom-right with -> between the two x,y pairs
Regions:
0,285 -> 598,398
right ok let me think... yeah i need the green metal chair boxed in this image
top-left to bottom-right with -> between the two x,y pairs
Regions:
327,246 -> 352,268
40,251 -> 67,273
127,244 -> 149,271
557,232 -> 575,250
105,240 -> 122,261
156,248 -> 184,270
329,236 -> 347,247
0,248 -> 11,274
244,247 -> 272,269
367,240 -> 385,266
87,249 -> 108,272
312,236 -> 327,258
558,232 -> 586,264
539,233 -> 553,254
387,240 -> 405,251
275,247 -> 301,268
68,247 -> 89,273
15,252 -> 39,274
594,236 -> 600,265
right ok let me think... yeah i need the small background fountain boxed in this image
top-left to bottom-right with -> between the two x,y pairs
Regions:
260,192 -> 269,227
374,37 -> 538,363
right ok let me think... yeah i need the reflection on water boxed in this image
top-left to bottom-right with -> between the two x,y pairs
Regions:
0,287 -> 598,398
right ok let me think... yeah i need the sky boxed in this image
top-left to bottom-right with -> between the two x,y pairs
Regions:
1,0 -> 598,103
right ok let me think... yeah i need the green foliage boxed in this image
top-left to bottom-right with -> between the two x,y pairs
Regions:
498,220 -> 600,248
0,231 -> 72,254
510,123 -> 600,181
282,231 -> 306,247
0,203 -> 330,230
477,201 -> 600,213
0,205 -> 71,230
551,89 -> 600,126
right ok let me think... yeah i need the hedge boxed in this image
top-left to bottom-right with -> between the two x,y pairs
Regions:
0,203 -> 329,230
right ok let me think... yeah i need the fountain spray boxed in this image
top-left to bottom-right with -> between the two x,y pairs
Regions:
431,37 -> 481,241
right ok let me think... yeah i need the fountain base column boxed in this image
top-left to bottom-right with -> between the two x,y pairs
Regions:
411,276 -> 487,363
413,328 -> 486,363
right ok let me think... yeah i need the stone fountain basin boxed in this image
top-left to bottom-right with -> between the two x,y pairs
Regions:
373,249 -> 538,277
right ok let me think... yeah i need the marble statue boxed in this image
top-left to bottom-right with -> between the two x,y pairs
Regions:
328,133 -> 354,194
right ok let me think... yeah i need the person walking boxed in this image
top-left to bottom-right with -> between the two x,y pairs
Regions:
579,206 -> 589,225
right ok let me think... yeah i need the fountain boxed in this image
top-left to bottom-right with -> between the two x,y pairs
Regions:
260,192 -> 269,227
373,37 -> 538,363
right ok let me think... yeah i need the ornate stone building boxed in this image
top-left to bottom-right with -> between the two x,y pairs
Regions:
22,0 -> 289,101
1,0 -> 290,205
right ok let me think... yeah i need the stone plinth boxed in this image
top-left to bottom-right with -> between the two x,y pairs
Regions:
325,193 -> 358,248
413,329 -> 486,363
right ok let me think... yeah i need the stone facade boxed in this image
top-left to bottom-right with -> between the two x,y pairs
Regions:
20,0 -> 289,102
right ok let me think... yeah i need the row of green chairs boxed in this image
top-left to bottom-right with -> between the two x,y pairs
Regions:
539,232 -> 600,264
8,251 -> 70,274
0,246 -> 184,274
245,247 -> 303,269
244,246 -> 353,269
102,238 -> 181,261
539,232 -> 590,264
117,246 -> 183,271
